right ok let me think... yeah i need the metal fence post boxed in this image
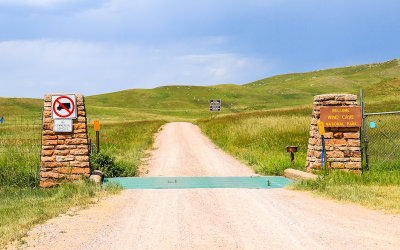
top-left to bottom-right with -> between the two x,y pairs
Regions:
360,89 -> 364,172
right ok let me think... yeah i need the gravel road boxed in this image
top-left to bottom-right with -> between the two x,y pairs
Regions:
19,122 -> 400,249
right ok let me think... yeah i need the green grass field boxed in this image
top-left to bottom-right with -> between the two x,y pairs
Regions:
1,58 -> 399,120
0,58 -> 400,247
197,107 -> 311,175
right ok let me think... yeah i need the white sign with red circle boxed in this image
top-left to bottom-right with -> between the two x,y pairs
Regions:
51,95 -> 77,119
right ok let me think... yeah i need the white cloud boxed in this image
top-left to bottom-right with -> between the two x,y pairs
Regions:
0,40 -> 273,98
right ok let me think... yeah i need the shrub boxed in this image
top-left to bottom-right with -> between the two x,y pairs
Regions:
90,153 -> 124,177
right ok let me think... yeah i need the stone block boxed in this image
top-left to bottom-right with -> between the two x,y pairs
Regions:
56,155 -> 75,162
40,181 -> 59,188
344,132 -> 360,139
42,130 -> 55,135
347,140 -> 360,147
55,150 -> 69,156
70,149 -> 89,155
76,134 -> 88,139
330,162 -> 345,169
333,132 -> 343,139
73,123 -> 86,130
40,171 -> 59,178
42,135 -> 57,140
42,150 -> 54,156
42,156 -> 56,162
75,156 -> 89,161
326,151 -> 345,158
70,161 -> 90,167
65,138 -> 88,145
284,168 -> 317,181
345,162 -> 362,169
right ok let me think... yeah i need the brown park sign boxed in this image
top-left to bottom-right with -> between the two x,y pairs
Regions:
320,106 -> 362,127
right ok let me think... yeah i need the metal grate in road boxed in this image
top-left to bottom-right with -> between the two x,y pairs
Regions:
104,176 -> 293,189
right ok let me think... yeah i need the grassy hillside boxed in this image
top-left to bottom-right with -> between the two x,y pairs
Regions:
1,58 -> 399,120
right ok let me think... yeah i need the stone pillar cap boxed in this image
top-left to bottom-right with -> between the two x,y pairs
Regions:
314,94 -> 357,101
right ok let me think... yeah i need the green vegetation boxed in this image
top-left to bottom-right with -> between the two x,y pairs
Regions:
291,167 -> 400,214
87,120 -> 166,176
2,59 -> 399,121
0,57 -> 399,247
0,180 -> 121,249
0,115 -> 41,188
197,107 -> 311,175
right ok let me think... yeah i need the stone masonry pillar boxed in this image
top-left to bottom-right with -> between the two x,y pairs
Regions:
40,93 -> 90,188
305,94 -> 362,173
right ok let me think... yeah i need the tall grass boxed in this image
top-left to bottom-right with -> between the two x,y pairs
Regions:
0,180 -> 121,248
87,120 -> 166,176
291,167 -> 400,213
0,115 -> 41,188
197,109 -> 310,175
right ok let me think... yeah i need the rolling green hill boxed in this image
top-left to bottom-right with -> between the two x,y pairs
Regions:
1,58 -> 399,120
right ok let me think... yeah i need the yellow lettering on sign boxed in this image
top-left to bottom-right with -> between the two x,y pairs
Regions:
332,108 -> 349,113
342,114 -> 354,119
328,115 -> 338,119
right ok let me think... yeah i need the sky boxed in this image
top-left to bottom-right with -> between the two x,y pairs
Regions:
0,0 -> 399,98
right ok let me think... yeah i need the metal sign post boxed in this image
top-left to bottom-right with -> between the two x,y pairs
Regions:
209,99 -> 221,119
318,121 -> 328,176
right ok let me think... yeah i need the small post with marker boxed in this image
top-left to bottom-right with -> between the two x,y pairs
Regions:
94,120 -> 100,153
318,121 -> 328,176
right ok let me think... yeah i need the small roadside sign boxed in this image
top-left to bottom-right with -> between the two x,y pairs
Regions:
53,119 -> 73,132
209,99 -> 221,112
0,116 -> 3,124
51,95 -> 77,119
318,121 -> 325,136
94,120 -> 100,131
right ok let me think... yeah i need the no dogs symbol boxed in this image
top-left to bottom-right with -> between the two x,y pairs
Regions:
51,95 -> 77,119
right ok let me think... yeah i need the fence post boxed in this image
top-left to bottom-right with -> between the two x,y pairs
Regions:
360,89 -> 365,172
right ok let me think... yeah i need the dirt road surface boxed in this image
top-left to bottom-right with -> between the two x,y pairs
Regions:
19,122 -> 400,249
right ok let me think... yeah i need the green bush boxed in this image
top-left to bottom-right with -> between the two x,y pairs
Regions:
90,153 -> 124,177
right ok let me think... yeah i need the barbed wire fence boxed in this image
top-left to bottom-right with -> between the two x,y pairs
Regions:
0,113 -> 42,187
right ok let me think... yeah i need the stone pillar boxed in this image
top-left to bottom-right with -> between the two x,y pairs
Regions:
305,94 -> 362,173
40,93 -> 90,188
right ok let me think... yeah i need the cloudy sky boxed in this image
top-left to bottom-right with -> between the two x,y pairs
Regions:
0,0 -> 399,98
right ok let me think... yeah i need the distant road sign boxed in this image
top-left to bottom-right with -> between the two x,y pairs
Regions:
51,95 -> 77,119
209,99 -> 221,112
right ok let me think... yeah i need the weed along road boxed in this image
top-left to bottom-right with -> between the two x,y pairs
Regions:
20,122 -> 400,249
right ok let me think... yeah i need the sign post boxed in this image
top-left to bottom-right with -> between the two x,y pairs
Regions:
209,99 -> 221,119
94,120 -> 100,153
318,121 -> 328,175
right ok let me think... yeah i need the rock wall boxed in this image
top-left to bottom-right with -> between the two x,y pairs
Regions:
40,94 -> 90,188
305,94 -> 362,173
